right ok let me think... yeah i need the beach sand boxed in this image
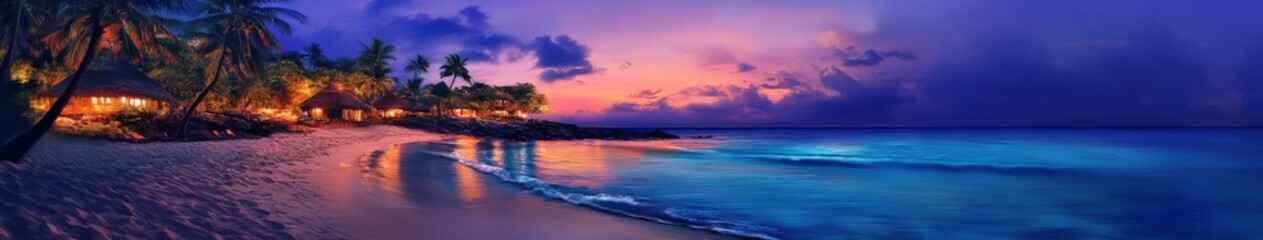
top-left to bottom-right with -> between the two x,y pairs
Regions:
0,126 -> 727,239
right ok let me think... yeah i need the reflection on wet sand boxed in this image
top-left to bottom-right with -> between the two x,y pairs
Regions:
453,160 -> 486,204
366,144 -> 404,195
449,137 -> 669,189
321,140 -> 729,239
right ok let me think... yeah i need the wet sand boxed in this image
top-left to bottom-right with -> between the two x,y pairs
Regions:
311,135 -> 731,240
0,126 -> 728,239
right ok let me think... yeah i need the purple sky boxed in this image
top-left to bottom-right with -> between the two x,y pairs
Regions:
277,0 -> 1263,127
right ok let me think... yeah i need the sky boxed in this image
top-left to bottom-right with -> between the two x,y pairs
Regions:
276,0 -> 1263,127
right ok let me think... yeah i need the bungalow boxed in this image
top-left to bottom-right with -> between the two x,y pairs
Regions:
34,62 -> 178,115
447,101 -> 478,118
487,99 -> 526,119
299,83 -> 371,122
371,94 -> 422,118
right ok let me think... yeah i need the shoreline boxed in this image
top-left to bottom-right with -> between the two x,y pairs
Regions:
0,126 -> 724,239
302,128 -> 730,239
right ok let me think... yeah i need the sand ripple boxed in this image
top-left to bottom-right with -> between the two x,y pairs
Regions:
0,126 -> 429,239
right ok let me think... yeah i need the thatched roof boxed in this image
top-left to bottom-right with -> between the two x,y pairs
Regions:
42,62 -> 178,105
448,100 -> 475,109
299,83 -> 371,110
372,94 -> 409,110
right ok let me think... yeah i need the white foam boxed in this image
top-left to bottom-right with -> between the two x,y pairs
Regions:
443,151 -> 782,240
445,152 -> 642,206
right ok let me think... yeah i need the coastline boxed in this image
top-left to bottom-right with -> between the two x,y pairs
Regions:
0,126 -> 725,239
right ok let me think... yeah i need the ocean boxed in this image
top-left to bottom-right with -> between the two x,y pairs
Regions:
418,128 -> 1263,239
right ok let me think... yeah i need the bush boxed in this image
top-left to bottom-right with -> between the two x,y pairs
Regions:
114,106 -> 165,137
116,106 -> 158,121
76,121 -> 122,139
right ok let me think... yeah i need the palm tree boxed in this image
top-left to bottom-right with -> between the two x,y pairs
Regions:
437,54 -> 471,115
403,54 -> 428,95
355,38 -> 395,98
333,57 -> 356,72
275,50 -> 304,67
176,0 -> 307,139
0,0 -> 52,94
303,43 -> 330,70
0,0 -> 188,163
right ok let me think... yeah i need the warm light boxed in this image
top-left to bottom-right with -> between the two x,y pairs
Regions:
91,97 -> 99,104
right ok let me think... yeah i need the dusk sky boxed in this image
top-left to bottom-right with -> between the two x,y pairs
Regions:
277,0 -> 1263,127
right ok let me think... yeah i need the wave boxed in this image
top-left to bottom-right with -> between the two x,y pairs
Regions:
752,155 -> 1081,174
450,154 -> 639,206
440,151 -> 780,240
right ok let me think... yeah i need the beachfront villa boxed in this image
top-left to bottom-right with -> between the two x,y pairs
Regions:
488,99 -> 528,119
32,62 -> 179,115
299,83 -> 371,122
447,101 -> 478,118
371,94 -> 424,118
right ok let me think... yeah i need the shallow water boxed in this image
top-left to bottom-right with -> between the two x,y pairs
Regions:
425,128 -> 1263,239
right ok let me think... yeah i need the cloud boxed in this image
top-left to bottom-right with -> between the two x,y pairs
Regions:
562,68 -> 911,127
458,6 -> 491,29
678,85 -> 742,97
566,23 -> 1226,127
819,66 -> 863,93
833,47 -> 918,67
618,60 -> 633,69
736,62 -> 757,73
684,45 -> 759,73
628,89 -> 663,99
278,5 -> 598,83
531,35 -> 599,82
373,7 -> 524,64
879,50 -> 916,61
758,72 -> 808,89
767,70 -> 911,125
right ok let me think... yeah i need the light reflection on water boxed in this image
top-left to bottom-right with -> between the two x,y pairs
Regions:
433,129 -> 1263,239
450,137 -> 630,189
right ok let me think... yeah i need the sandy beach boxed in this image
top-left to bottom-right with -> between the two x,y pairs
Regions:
0,126 -> 727,239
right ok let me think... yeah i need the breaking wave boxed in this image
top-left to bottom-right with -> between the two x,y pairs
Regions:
439,151 -> 780,240
736,152 -> 1082,174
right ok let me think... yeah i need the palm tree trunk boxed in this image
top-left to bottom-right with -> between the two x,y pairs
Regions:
0,29 -> 20,95
446,76 -> 458,116
0,18 -> 104,163
177,51 -> 227,139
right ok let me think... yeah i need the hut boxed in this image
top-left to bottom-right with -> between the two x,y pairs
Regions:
299,83 -> 371,122
34,62 -> 178,115
447,101 -> 478,118
371,94 -> 412,118
487,99 -> 526,119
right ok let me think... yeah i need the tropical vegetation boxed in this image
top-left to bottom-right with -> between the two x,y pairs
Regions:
0,0 -> 551,163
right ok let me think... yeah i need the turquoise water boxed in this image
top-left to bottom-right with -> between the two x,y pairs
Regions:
428,129 -> 1263,239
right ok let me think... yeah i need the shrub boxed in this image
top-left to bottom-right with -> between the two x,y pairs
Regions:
115,106 -> 165,137
77,121 -> 122,139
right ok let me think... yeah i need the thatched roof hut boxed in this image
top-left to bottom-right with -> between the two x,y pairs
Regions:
41,62 -> 179,106
299,83 -> 371,122
300,83 -> 371,111
34,62 -> 178,115
372,94 -> 410,111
